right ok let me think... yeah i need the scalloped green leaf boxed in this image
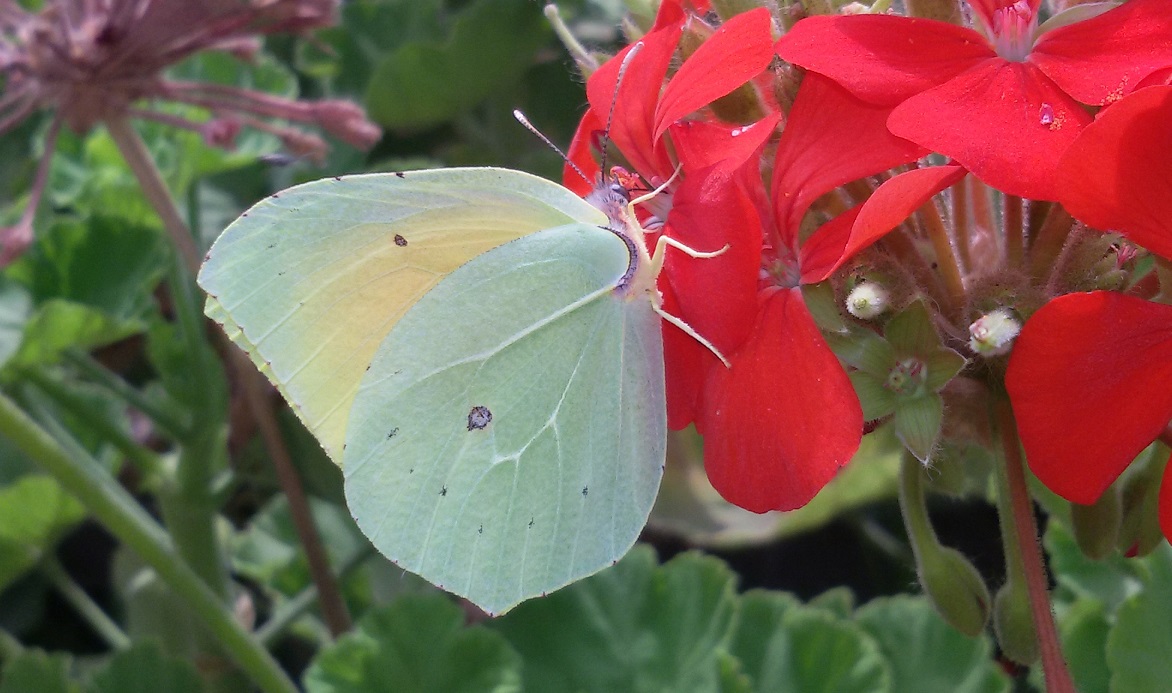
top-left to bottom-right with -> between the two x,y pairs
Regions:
0,650 -> 76,693
89,642 -> 203,693
855,595 -> 1010,693
7,300 -> 141,371
1107,542 -> 1172,693
364,0 -> 549,129
303,593 -> 521,693
730,591 -> 890,693
490,547 -> 738,693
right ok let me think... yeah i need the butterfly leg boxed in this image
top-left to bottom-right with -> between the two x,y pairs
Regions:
648,234 -> 730,278
653,305 -> 731,367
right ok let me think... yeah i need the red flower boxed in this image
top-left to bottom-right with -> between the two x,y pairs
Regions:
1006,85 -> 1172,542
566,3 -> 777,428
776,0 -> 1172,201
699,73 -> 965,512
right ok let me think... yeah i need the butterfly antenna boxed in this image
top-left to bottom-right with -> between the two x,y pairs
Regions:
513,109 -> 592,187
598,41 -> 643,183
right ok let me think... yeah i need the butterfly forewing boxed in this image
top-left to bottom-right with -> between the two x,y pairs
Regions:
198,168 -> 607,466
343,223 -> 666,615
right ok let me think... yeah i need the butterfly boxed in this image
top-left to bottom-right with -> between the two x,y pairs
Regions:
197,160 -> 730,614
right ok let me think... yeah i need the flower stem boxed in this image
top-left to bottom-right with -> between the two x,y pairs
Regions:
40,556 -> 132,651
104,112 -> 351,638
1028,204 -> 1075,283
1004,194 -> 1024,269
996,399 -> 1075,692
918,199 -> 966,316
951,176 -> 971,274
0,391 -> 297,693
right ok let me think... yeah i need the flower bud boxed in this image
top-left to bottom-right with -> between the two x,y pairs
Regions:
1071,487 -> 1121,560
917,545 -> 990,637
968,308 -> 1021,356
993,582 -> 1039,665
846,281 -> 890,320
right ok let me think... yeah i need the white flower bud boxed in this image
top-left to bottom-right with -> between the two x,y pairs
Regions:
846,282 -> 890,320
968,308 -> 1021,356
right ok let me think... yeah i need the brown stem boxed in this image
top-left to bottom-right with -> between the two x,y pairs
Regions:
950,176 -> 971,275
1029,205 -> 1076,284
104,115 -> 202,275
233,351 -> 352,637
105,114 -> 352,636
997,400 -> 1075,693
1004,194 -> 1024,270
918,197 -> 966,316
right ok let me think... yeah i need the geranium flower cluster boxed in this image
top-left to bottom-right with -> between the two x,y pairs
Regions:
563,0 -> 1172,551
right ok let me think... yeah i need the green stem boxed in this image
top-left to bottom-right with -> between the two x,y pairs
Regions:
65,349 -> 190,441
0,392 -> 297,693
23,367 -> 165,482
257,544 -> 373,647
40,556 -> 131,651
996,400 -> 1075,692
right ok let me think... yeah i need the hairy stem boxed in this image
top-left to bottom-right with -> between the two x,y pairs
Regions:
996,399 -> 1075,692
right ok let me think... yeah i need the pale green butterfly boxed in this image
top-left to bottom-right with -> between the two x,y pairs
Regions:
197,161 -> 726,615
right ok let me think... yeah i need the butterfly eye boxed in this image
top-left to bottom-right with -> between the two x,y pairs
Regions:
610,182 -> 629,199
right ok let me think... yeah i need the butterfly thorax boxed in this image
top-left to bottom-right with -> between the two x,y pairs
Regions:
586,179 -> 659,304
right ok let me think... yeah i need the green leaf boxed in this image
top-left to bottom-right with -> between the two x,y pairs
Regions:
88,642 -> 203,693
7,217 -> 166,320
1046,521 -> 1143,613
892,394 -> 943,462
1107,542 -> 1172,693
7,300 -> 141,371
0,278 -> 32,369
490,547 -> 738,693
1056,599 -> 1111,693
303,593 -> 522,693
364,0 -> 549,129
730,592 -> 890,693
855,595 -> 1010,693
0,476 -> 85,590
0,650 -> 77,693
232,495 -> 366,596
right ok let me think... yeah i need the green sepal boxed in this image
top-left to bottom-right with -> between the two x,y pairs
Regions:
826,326 -> 894,377
849,372 -> 897,421
993,582 -> 1038,665
893,394 -> 943,463
922,347 -> 967,392
801,281 -> 849,334
885,300 -> 939,356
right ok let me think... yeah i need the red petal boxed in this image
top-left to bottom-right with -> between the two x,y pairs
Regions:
1006,292 -> 1172,504
670,110 -> 780,174
772,73 -> 926,247
663,168 -> 762,356
888,59 -> 1091,201
661,280 -> 719,429
776,14 -> 993,106
800,164 -> 967,283
587,21 -> 682,180
700,288 -> 863,512
563,108 -> 605,197
654,7 -> 776,141
1057,85 -> 1172,260
1031,0 -> 1172,106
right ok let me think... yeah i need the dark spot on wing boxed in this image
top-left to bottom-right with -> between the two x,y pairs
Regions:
528,518 -> 534,528
271,192 -> 280,199
408,468 -> 414,474
266,242 -> 277,249
386,427 -> 399,439
581,486 -> 588,497
467,406 -> 492,431
277,270 -> 286,276
333,175 -> 342,182
395,171 -> 406,179
478,524 -> 483,535
440,485 -> 447,497
394,234 -> 408,247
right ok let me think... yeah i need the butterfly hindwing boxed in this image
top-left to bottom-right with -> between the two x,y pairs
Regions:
343,223 -> 666,615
